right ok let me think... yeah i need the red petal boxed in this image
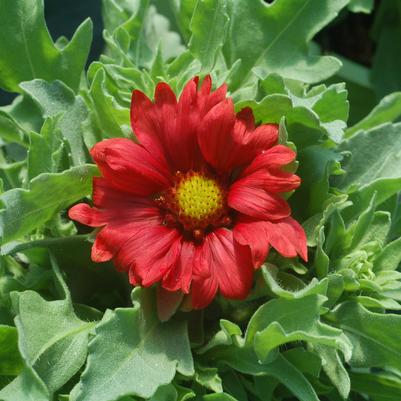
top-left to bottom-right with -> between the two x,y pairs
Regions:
192,229 -> 254,306
114,225 -> 183,287
91,229 -> 114,262
162,241 -> 196,293
69,186 -> 162,264
241,145 -> 297,177
228,184 -> 290,220
91,138 -> 171,196
234,169 -> 301,194
91,178 -> 160,216
198,104 -> 279,172
234,218 -> 270,268
199,75 -> 227,113
191,275 -> 218,309
154,82 -> 177,106
68,203 -> 105,227
69,182 -> 160,231
265,217 -> 308,261
244,124 -> 278,153
130,77 -> 228,172
236,107 -> 255,131
90,219 -> 160,264
197,99 -> 236,171
130,90 -> 165,161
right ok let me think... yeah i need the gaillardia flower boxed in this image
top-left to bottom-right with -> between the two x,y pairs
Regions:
69,76 -> 307,309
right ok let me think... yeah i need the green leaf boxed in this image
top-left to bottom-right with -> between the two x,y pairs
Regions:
350,371 -> 401,401
0,165 -> 98,245
0,256 -> 94,399
103,0 -> 184,68
283,348 -> 321,378
0,0 -> 92,93
293,146 -> 343,218
262,265 -> 328,300
346,92 -> 401,137
73,288 -> 194,401
360,211 -> 391,248
87,68 -> 130,139
21,80 -> 89,166
0,367 -> 50,401
314,227 -> 329,279
195,364 -> 223,393
1,94 -> 43,135
28,117 -> 64,180
215,349 -> 320,401
189,0 -> 228,72
374,237 -> 401,272
203,394 -> 237,401
302,195 -> 351,247
224,0 -> 348,90
166,0 -> 197,42
236,83 -> 348,144
0,325 -> 23,376
312,345 -> 350,399
329,301 -> 401,371
150,384 -> 178,401
11,291 -> 93,392
236,95 -> 292,123
349,192 -> 376,250
348,0 -> 374,13
265,356 -> 318,401
0,111 -> 28,147
102,0 -> 140,34
246,295 -> 351,363
175,384 -> 196,401
337,123 -> 401,215
371,1 -> 401,98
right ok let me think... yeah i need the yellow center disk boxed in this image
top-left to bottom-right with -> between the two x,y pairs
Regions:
176,175 -> 224,221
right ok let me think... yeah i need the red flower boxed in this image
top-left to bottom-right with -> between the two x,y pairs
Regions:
69,76 -> 307,309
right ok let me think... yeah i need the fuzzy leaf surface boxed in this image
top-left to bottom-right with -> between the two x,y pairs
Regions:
74,289 -> 194,401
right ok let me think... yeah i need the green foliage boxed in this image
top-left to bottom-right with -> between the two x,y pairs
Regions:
0,0 -> 92,93
21,80 -> 89,167
0,257 -> 95,399
371,0 -> 401,98
0,0 -> 401,400
223,0 -> 348,89
348,0 -> 374,13
0,165 -> 98,244
189,0 -> 228,73
73,288 -> 193,401
0,326 -> 23,376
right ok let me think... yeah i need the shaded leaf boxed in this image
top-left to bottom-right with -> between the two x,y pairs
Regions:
348,0 -> 374,13
0,367 -> 50,401
0,325 -> 23,376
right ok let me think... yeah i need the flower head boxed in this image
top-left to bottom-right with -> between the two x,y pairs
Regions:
69,76 -> 307,309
